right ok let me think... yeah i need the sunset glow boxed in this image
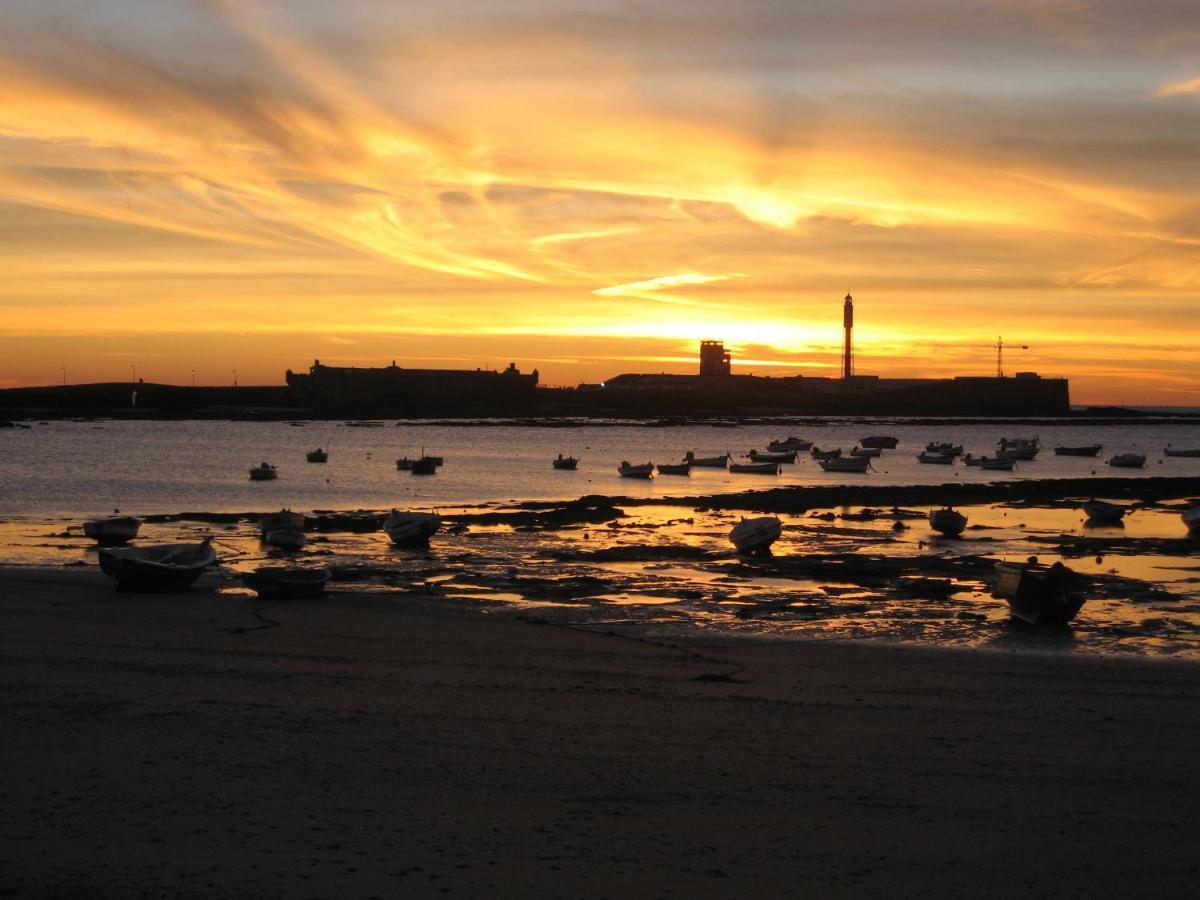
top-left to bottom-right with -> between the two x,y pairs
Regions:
2,1 -> 1198,402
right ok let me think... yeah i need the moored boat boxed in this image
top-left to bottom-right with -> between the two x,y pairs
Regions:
810,446 -> 841,461
818,456 -> 871,473
684,451 -> 730,467
1108,453 -> 1146,468
552,454 -> 579,470
997,444 -> 1039,461
242,567 -> 331,600
1164,447 -> 1200,458
925,442 -> 963,457
729,461 -> 781,475
993,560 -> 1085,624
1054,444 -> 1102,457
410,457 -> 438,475
917,451 -> 955,465
1082,499 -> 1129,524
850,445 -> 882,458
260,509 -> 305,535
748,449 -> 797,463
767,437 -> 812,451
729,516 -> 783,554
656,461 -> 692,476
929,507 -> 967,537
98,539 -> 217,591
859,435 -> 899,449
263,527 -> 306,551
305,448 -> 328,463
382,510 -> 441,546
248,462 -> 278,480
618,461 -> 655,478
82,515 -> 141,546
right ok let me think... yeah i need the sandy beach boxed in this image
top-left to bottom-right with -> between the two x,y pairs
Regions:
2,568 -> 1198,897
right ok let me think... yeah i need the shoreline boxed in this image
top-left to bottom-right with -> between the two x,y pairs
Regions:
2,566 -> 1198,897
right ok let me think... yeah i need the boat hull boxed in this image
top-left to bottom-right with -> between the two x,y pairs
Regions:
1054,446 -> 1101,457
82,516 -> 141,546
242,567 -> 330,599
263,527 -> 306,551
552,457 -> 578,470
98,542 -> 217,592
656,463 -> 692,475
729,463 -> 780,475
929,509 -> 967,537
818,457 -> 870,473
993,562 -> 1085,624
383,513 -> 441,546
730,517 -> 783,554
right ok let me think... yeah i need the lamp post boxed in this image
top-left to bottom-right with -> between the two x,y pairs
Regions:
131,363 -> 136,383
60,367 -> 66,386
191,368 -> 196,388
232,369 -> 238,387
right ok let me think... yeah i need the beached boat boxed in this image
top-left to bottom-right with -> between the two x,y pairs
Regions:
818,456 -> 871,473
810,446 -> 841,461
767,437 -> 813,452
729,516 -> 783,554
684,451 -> 729,467
1054,444 -> 1102,457
242,567 -> 331,600
1183,503 -> 1200,532
263,528 -> 306,551
929,507 -> 967,537
98,539 -> 217,592
248,462 -> 278,480
925,442 -> 963,457
850,445 -> 882,458
859,435 -> 899,449
993,560 -> 1085,624
82,515 -> 141,546
382,510 -> 441,546
305,448 -> 328,463
748,449 -> 797,463
260,509 -> 305,535
1082,499 -> 1129,524
656,462 -> 692,476
1108,453 -> 1146,468
917,451 -> 956,465
1164,447 -> 1200,458
618,461 -> 655,478
552,454 -> 579,470
729,461 -> 781,475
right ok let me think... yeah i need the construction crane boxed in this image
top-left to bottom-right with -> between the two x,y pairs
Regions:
986,337 -> 1028,378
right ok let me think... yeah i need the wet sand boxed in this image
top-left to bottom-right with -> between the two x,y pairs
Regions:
2,568 -> 1199,897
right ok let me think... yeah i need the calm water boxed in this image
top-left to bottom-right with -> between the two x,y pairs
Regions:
1,418 -> 1197,518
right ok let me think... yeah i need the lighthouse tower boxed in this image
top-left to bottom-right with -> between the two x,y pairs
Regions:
842,293 -> 854,379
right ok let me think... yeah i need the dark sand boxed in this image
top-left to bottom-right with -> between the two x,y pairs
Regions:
2,568 -> 1199,898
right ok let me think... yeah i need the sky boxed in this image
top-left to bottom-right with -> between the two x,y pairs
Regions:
0,0 -> 1198,403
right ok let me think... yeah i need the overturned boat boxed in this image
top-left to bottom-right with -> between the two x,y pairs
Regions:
383,510 -> 441,547
1082,499 -> 1129,524
242,567 -> 331,600
859,435 -> 899,449
1107,453 -> 1146,468
82,515 -> 141,546
993,560 -> 1085,624
729,517 -> 783,555
99,539 -> 218,592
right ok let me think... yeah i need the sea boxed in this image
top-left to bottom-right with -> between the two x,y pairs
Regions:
2,417 -> 1199,659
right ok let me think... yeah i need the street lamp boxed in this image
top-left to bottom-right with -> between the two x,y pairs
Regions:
232,369 -> 238,387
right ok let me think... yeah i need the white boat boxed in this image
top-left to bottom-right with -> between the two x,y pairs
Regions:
249,462 -> 278,480
1082,499 -> 1129,524
929,507 -> 967,537
82,515 -> 141,546
98,539 -> 217,591
684,451 -> 729,467
617,461 -> 655,478
382,510 -> 441,547
818,456 -> 870,473
263,527 -> 306,551
729,517 -> 783,554
1108,453 -> 1146,468
1183,503 -> 1200,532
260,509 -> 305,536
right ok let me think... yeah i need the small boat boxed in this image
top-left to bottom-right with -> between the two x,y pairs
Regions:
242,567 -> 331,600
729,461 -> 781,475
260,509 -> 305,535
810,446 -> 841,460
729,516 -> 783,555
996,445 -> 1038,461
929,507 -> 967,537
998,436 -> 1039,451
1108,453 -> 1146,468
1182,503 -> 1200,532
305,448 -> 328,463
98,539 -> 217,591
767,437 -> 813,452
859,435 -> 899,449
993,560 -> 1085,624
684,451 -> 729,467
818,456 -> 870,473
249,462 -> 278,480
82,515 -> 141,546
618,461 -> 655,478
410,457 -> 438,475
917,451 -> 955,465
263,528 -> 306,551
552,454 -> 579,470
962,454 -> 1015,471
1164,447 -> 1200,458
656,462 -> 692,476
850,445 -> 882,458
1054,445 -> 1102,457
1082,499 -> 1129,524
382,510 -> 441,546
925,442 -> 963,457
748,449 -> 797,463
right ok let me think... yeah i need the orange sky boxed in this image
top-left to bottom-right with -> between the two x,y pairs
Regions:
1,1 -> 1198,404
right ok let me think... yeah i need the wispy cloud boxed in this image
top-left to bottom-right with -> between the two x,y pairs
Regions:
1156,75 -> 1200,97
